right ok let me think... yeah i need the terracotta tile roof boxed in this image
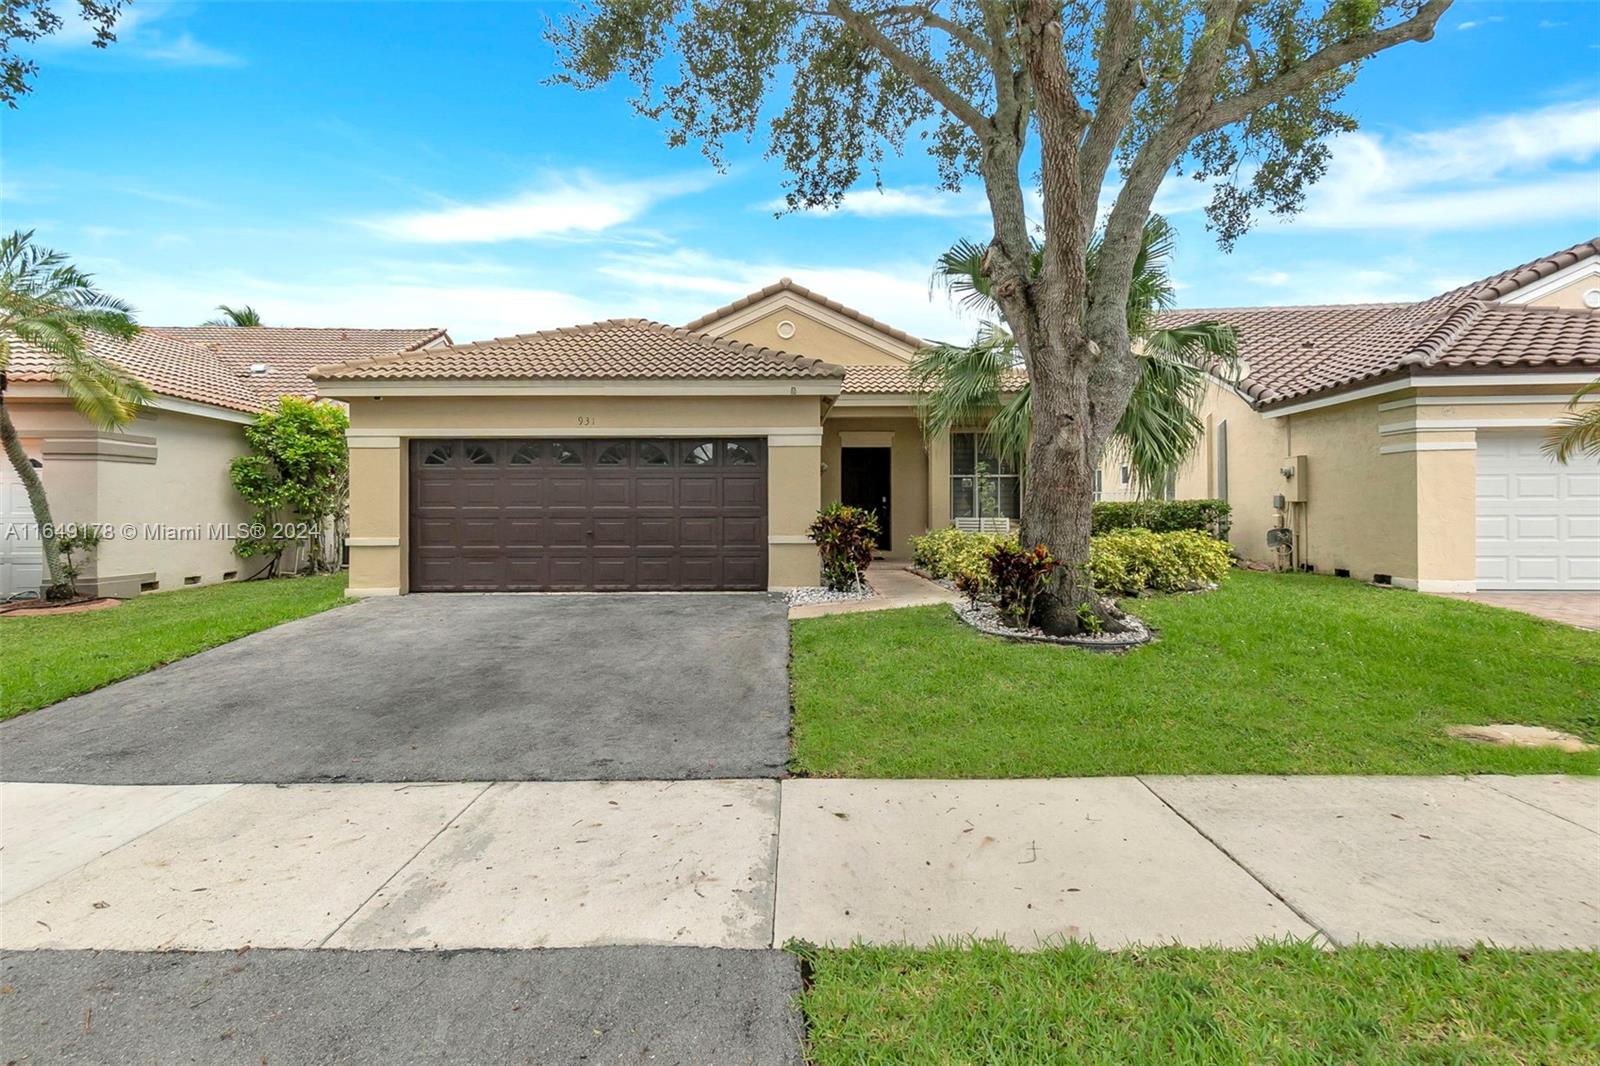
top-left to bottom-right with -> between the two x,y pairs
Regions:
148,326 -> 448,400
1158,237 -> 1600,408
309,319 -> 844,382
1437,237 -> 1600,303
6,328 -> 265,414
840,364 -> 1027,394
684,277 -> 929,349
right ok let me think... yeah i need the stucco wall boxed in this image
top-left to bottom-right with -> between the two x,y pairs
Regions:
1176,377 -> 1595,591
709,302 -> 915,367
1521,273 -> 1600,311
5,399 -> 253,597
819,415 -> 929,558
341,391 -> 827,593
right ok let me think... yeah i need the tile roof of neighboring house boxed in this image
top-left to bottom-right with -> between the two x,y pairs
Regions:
309,319 -> 844,382
148,326 -> 448,401
684,276 -> 930,350
839,364 -> 1028,394
1158,237 -> 1600,408
6,328 -> 265,414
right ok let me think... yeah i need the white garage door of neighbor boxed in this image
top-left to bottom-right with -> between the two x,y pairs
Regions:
1,458 -> 45,599
1476,430 -> 1600,590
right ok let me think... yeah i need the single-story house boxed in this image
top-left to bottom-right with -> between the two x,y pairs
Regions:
1,326 -> 448,598
319,239 -> 1597,598
1167,237 -> 1600,592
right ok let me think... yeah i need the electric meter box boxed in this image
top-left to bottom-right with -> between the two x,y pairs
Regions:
1279,455 -> 1309,502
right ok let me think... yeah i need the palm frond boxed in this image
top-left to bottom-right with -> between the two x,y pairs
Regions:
207,303 -> 263,327
1544,377 -> 1600,463
929,238 -> 996,315
1,229 -> 144,428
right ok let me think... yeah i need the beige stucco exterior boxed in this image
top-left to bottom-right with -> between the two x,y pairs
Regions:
1174,376 -> 1597,591
2,392 -> 254,597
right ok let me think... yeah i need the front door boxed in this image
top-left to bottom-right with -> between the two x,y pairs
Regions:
840,447 -> 891,551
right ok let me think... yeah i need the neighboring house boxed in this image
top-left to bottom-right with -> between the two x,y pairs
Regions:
1165,238 -> 1600,592
1,326 -> 448,598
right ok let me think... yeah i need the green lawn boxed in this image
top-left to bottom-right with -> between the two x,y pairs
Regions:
790,570 -> 1600,777
0,574 -> 349,719
800,941 -> 1600,1065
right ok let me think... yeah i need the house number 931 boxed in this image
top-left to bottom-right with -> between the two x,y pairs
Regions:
577,416 -> 595,426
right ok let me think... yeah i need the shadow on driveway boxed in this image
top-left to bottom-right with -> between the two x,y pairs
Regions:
0,594 -> 792,784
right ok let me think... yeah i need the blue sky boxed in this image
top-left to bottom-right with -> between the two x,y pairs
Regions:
3,0 -> 1598,343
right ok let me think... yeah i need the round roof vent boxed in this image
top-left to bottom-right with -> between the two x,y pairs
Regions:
1583,287 -> 1600,309
776,319 -> 797,340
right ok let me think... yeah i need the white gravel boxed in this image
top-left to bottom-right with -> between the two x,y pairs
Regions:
952,602 -> 1152,649
784,582 -> 875,607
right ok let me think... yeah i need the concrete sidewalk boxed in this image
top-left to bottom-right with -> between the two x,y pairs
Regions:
2,776 -> 1595,952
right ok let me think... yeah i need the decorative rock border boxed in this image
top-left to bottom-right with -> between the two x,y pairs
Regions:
952,602 -> 1153,651
785,582 -> 875,607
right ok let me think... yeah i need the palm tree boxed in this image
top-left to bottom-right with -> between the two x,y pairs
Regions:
914,215 -> 1239,498
205,304 -> 262,326
1544,377 -> 1600,463
0,230 -> 149,599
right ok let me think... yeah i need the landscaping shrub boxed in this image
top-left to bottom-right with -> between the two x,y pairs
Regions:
1091,498 -> 1231,538
1088,529 -> 1232,595
910,527 -> 1016,583
986,542 -> 1058,629
808,504 -> 880,591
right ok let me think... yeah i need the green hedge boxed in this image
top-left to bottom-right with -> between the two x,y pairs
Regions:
911,527 -> 1016,583
912,525 -> 1231,595
1088,528 -> 1233,595
1092,499 -> 1231,537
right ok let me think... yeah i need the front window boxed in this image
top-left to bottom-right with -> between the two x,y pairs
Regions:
950,432 -> 1020,521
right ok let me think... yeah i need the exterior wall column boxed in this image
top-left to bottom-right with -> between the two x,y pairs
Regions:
346,435 -> 405,596
1412,431 -> 1478,592
926,428 -> 950,529
768,432 -> 822,587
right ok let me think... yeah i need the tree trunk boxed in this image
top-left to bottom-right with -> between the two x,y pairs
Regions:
1017,319 -> 1114,635
0,401 -> 70,599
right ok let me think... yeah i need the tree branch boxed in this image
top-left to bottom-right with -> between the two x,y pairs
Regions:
1076,0 -> 1143,224
1198,0 -> 1453,134
825,0 -> 990,134
877,2 -> 990,57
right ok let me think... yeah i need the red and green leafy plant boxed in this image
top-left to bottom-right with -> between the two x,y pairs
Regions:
987,542 -> 1059,630
807,504 -> 880,592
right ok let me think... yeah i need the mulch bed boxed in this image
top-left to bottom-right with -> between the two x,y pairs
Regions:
0,597 -> 123,617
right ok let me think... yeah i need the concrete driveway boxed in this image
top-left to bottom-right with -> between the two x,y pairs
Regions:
0,594 -> 791,784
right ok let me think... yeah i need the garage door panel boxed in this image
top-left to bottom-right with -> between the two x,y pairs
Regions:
636,517 -> 676,547
724,516 -> 763,547
723,555 -> 764,587
680,478 -> 719,508
723,476 -> 763,508
546,518 -> 588,547
592,477 -> 632,509
1476,430 -> 1600,590
681,517 -> 718,546
409,438 -> 767,591
637,478 -> 675,507
593,517 -> 634,546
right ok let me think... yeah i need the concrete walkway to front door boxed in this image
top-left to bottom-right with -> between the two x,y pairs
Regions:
788,566 -> 959,619
4,774 -> 1595,953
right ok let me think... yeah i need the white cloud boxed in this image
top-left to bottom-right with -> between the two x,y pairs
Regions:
366,172 -> 714,244
805,185 -> 990,218
138,32 -> 243,68
38,2 -> 242,67
1456,15 -> 1504,30
1247,270 -> 1293,286
1269,100 -> 1600,232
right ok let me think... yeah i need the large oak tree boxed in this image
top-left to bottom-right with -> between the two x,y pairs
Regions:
550,0 -> 1452,632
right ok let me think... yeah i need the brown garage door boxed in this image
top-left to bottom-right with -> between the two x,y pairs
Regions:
409,438 -> 767,591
